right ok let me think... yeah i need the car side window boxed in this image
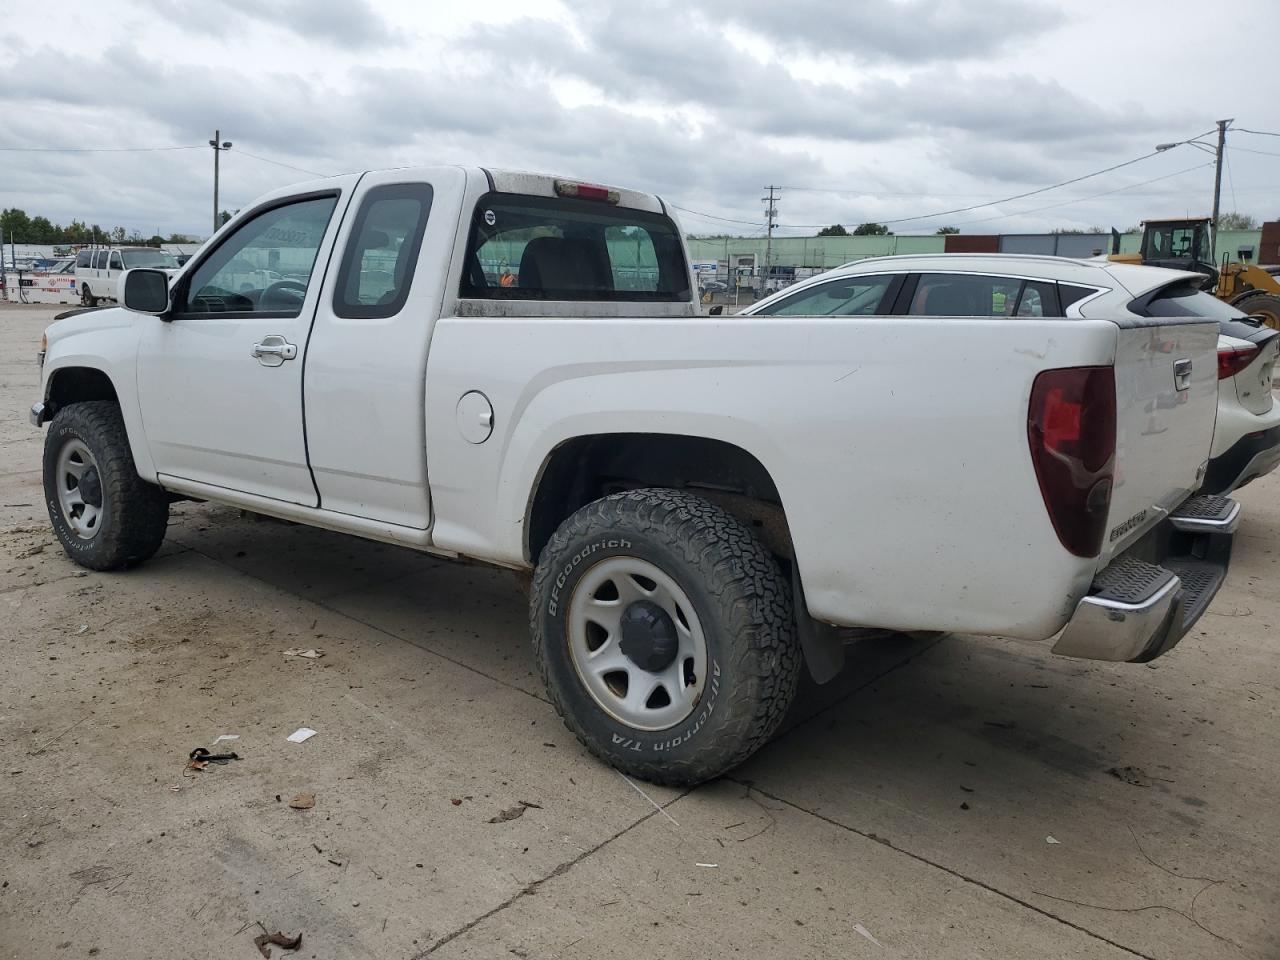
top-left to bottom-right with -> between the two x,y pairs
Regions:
1015,280 -> 1060,317
753,275 -> 895,316
109,252 -> 124,271
76,251 -> 91,268
180,195 -> 338,317
907,274 -> 1024,317
333,183 -> 433,319
94,252 -> 108,270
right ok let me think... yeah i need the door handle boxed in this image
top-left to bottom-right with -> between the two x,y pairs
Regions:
251,336 -> 297,366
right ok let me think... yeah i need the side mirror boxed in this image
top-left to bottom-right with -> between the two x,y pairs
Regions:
708,304 -> 724,316
122,268 -> 170,316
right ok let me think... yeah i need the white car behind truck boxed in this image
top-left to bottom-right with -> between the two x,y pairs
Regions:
74,246 -> 181,306
31,166 -> 1238,785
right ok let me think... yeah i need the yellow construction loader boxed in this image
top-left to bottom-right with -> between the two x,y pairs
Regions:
1110,217 -> 1280,328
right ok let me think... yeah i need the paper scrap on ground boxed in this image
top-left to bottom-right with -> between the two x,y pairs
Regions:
287,728 -> 317,743
289,793 -> 315,810
283,648 -> 324,659
695,863 -> 719,868
212,735 -> 240,745
853,923 -> 883,947
1046,836 -> 1061,844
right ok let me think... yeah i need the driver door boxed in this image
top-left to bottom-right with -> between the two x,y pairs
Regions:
136,184 -> 356,505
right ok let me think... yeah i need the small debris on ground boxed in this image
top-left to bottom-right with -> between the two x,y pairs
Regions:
252,930 -> 302,958
288,793 -> 315,810
286,728 -> 317,744
488,800 -> 541,823
695,863 -> 719,868
1106,765 -> 1164,787
853,922 -> 883,947
186,747 -> 240,771
282,648 -> 324,660
1045,836 -> 1061,844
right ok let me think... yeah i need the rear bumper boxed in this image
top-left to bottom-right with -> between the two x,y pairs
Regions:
1052,495 -> 1238,663
1203,424 -> 1280,494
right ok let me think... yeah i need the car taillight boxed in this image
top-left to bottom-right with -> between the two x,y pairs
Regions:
553,179 -> 620,203
1028,366 -> 1116,558
1217,343 -> 1260,380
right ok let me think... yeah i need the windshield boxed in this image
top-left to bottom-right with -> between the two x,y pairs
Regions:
122,249 -> 179,269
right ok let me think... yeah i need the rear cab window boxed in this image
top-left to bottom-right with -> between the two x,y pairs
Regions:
459,193 -> 690,302
333,183 -> 434,319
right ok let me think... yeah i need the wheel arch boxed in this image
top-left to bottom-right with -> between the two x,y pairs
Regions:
524,432 -> 794,567
41,366 -> 119,419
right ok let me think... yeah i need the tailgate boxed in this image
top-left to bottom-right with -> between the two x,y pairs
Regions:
1101,319 -> 1220,562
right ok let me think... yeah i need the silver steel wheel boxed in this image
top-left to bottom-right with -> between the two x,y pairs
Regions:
55,438 -> 105,539
567,556 -> 708,732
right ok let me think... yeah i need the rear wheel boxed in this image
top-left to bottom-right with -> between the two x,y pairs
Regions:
43,402 -> 169,570
80,284 -> 97,307
1232,291 -> 1280,331
531,488 -> 800,786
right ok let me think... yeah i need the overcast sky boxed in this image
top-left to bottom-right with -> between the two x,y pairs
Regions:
2,0 -> 1277,239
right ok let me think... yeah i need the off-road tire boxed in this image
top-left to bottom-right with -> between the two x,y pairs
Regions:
1232,291 -> 1280,331
43,401 -> 169,570
531,488 -> 800,786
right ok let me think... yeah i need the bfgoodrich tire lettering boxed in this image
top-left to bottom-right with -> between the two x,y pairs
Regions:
531,488 -> 800,786
42,401 -> 169,571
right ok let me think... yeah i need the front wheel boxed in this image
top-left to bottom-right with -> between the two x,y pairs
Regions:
43,402 -> 169,570
531,488 -> 800,786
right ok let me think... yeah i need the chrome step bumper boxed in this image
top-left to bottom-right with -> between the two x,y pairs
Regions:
1053,495 -> 1237,663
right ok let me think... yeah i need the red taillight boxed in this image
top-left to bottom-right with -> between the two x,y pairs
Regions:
1217,343 -> 1260,380
1028,366 -> 1116,558
553,179 -> 620,203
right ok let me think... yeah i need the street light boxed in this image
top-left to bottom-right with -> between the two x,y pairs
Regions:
209,130 -> 233,236
1154,120 -> 1232,259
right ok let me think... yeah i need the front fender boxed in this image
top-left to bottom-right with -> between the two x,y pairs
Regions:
39,309 -> 153,480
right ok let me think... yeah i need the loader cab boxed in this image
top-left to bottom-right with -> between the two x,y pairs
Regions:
1139,218 -> 1217,285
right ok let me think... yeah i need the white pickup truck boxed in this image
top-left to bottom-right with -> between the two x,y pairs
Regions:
31,167 -> 1239,785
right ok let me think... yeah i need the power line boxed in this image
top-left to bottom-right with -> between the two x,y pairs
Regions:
233,149 -> 331,178
1230,145 -> 1280,159
0,144 -> 203,153
948,162 -> 1213,227
1234,127 -> 1280,138
774,129 -> 1218,227
670,204 -> 765,227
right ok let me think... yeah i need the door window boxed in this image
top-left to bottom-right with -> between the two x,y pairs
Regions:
180,195 -> 338,316
333,183 -> 433,319
109,252 -> 124,271
752,275 -> 896,316
907,274 -> 1023,317
76,251 -> 91,269
94,252 -> 108,269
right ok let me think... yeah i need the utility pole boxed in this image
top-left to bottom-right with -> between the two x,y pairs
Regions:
1209,119 -> 1232,263
761,185 -> 779,294
209,130 -> 233,236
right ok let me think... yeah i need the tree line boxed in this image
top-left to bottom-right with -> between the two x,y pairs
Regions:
0,207 -> 205,246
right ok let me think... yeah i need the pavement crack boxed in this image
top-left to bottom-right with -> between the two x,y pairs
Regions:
410,809 -> 660,958
733,782 -> 1159,960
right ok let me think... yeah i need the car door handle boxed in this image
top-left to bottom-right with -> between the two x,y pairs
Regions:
251,336 -> 297,366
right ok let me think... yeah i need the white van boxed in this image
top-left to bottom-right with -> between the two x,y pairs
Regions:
74,247 -> 180,306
